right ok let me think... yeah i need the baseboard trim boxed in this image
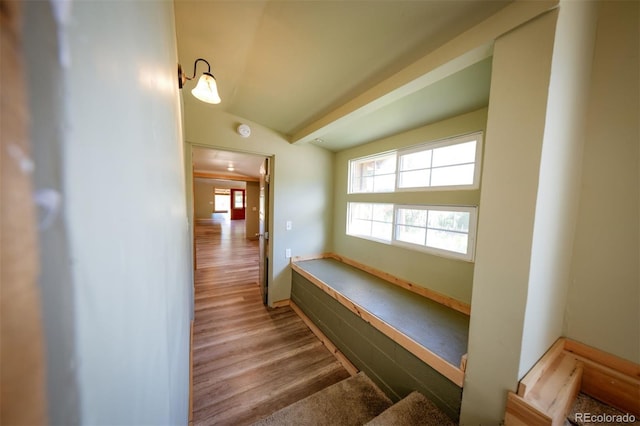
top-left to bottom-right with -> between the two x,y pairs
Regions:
271,299 -> 290,308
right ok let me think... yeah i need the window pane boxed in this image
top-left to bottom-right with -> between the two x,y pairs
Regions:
349,153 -> 397,192
351,203 -> 372,220
426,229 -> 468,254
375,157 -> 396,174
362,176 -> 375,192
371,222 -> 392,241
234,192 -> 244,208
398,169 -> 430,188
350,219 -> 372,236
396,225 -> 426,245
361,162 -> 375,177
347,202 -> 393,242
427,210 -> 470,232
373,174 -> 396,192
431,164 -> 475,186
372,204 -> 393,222
397,208 -> 427,227
399,150 -> 431,171
432,141 -> 476,167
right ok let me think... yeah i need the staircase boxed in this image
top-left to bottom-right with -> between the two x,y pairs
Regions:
252,372 -> 455,426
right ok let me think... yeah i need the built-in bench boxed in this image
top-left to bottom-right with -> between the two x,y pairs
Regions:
289,253 -> 471,422
505,337 -> 640,425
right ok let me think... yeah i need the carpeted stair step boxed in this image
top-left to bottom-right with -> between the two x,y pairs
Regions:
365,391 -> 455,426
252,372 -> 393,426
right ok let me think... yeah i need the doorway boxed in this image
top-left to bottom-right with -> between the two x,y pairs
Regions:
230,188 -> 246,220
191,146 -> 271,301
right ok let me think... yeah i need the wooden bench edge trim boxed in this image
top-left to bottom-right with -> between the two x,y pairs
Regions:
325,253 -> 471,316
505,392 -> 552,426
289,300 -> 360,377
291,263 -> 465,387
291,253 -> 332,263
518,337 -> 567,397
549,360 -> 583,425
460,353 -> 468,371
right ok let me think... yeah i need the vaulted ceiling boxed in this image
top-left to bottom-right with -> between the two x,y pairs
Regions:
176,0 -> 510,172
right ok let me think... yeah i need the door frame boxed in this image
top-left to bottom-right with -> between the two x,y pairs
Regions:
187,144 -> 273,286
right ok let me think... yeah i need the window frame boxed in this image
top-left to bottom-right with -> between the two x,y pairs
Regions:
392,204 -> 478,261
395,132 -> 483,192
346,202 -> 478,261
347,132 -> 483,194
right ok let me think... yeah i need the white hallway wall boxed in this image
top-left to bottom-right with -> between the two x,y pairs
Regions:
25,1 -> 193,424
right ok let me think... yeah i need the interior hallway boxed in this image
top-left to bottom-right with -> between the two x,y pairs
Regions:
192,215 -> 351,425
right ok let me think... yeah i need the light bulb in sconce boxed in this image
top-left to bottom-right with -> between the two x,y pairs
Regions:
191,73 -> 221,104
178,58 -> 221,104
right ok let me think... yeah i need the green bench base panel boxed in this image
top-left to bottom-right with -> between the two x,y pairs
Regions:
291,271 -> 462,422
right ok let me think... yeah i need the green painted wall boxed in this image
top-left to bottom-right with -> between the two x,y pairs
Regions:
333,108 -> 488,304
246,181 -> 261,239
194,179 -> 216,219
565,0 -> 640,364
291,271 -> 462,422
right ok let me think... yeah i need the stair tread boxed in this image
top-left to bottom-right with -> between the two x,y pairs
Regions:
252,372 -> 392,426
365,391 -> 455,426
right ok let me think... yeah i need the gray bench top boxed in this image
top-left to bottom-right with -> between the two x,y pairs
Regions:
293,258 -> 469,367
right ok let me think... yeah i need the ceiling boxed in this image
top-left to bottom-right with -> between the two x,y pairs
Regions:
176,0 -> 509,174
192,147 -> 266,179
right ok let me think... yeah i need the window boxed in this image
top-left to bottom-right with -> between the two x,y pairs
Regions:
347,132 -> 482,194
395,205 -> 476,261
349,152 -> 397,193
346,202 -> 393,242
234,191 -> 244,208
346,132 -> 482,260
346,202 -> 477,261
397,133 -> 482,190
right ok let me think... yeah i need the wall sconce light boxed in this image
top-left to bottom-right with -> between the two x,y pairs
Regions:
178,58 -> 221,104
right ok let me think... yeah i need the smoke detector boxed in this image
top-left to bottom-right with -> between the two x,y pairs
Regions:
237,123 -> 251,138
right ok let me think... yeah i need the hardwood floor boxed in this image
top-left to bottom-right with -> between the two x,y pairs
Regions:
192,214 -> 350,425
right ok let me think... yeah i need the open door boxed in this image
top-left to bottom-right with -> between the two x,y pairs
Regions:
258,158 -> 270,305
230,188 -> 245,220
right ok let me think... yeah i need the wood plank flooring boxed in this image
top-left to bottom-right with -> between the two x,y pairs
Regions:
192,215 -> 350,426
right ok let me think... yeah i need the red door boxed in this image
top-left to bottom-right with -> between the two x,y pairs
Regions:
230,188 -> 245,220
